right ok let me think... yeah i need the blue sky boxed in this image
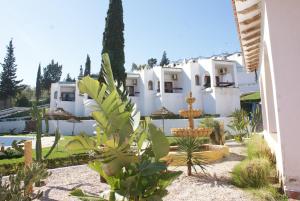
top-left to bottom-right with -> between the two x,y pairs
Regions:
0,0 -> 240,86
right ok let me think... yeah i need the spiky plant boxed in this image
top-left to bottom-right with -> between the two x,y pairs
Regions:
200,118 -> 224,145
176,137 -> 207,176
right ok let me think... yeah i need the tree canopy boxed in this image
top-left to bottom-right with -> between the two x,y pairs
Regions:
84,54 -> 91,76
35,64 -> 42,101
159,51 -> 170,67
0,39 -> 23,102
147,58 -> 157,68
99,0 -> 126,85
42,60 -> 62,92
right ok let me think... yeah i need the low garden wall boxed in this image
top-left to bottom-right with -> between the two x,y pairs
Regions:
0,117 -> 234,135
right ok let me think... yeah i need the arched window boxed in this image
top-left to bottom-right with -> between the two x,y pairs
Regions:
148,80 -> 153,90
54,91 -> 58,99
195,75 -> 200,86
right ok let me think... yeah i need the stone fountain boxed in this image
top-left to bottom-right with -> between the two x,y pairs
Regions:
171,92 -> 213,137
163,92 -> 229,165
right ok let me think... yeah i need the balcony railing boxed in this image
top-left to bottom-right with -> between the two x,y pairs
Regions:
216,82 -> 235,87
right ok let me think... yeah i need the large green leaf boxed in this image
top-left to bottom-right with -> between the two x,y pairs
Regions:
148,124 -> 169,160
158,171 -> 182,189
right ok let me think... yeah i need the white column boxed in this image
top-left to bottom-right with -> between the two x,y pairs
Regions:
211,61 -> 216,87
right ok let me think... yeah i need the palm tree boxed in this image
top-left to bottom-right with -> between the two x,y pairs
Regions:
176,137 -> 207,176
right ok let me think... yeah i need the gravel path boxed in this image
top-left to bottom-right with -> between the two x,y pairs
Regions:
35,141 -> 255,201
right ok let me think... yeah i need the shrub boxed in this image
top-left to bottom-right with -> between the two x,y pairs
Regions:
247,135 -> 276,165
232,158 -> 271,188
200,118 -> 225,145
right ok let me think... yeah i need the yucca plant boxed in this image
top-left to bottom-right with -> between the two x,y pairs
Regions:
176,137 -> 207,176
250,106 -> 262,134
66,53 -> 181,201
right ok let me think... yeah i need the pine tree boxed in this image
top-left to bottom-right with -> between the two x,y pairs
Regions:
35,64 -> 42,102
99,0 -> 126,86
84,54 -> 91,76
159,51 -> 170,67
0,39 -> 23,107
65,73 -> 75,82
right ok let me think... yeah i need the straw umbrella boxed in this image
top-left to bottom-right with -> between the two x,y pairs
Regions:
45,108 -> 75,131
151,107 -> 175,134
67,117 -> 81,136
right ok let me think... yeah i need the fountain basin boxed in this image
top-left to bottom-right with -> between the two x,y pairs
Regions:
171,127 -> 213,137
163,144 -> 229,165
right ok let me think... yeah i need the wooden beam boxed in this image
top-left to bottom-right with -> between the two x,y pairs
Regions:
244,38 -> 260,47
242,31 -> 260,41
245,45 -> 259,52
240,14 -> 261,25
241,24 -> 260,35
247,54 -> 259,61
238,3 -> 259,15
245,49 -> 260,57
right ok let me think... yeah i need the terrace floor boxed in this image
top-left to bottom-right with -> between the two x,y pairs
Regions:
36,141 -> 256,201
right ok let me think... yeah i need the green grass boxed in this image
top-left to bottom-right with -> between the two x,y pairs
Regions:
240,92 -> 260,102
249,187 -> 288,201
0,136 -> 88,165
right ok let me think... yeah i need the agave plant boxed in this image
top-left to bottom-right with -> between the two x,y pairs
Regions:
176,137 -> 207,176
250,106 -> 262,134
66,53 -> 181,201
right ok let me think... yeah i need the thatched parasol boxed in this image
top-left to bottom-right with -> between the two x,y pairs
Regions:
45,108 -> 76,133
151,107 -> 174,134
67,117 -> 81,136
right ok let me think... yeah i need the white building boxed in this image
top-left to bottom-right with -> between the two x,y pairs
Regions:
50,53 -> 258,117
233,0 -> 300,198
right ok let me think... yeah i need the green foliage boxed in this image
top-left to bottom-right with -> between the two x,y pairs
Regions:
232,158 -> 271,188
84,54 -> 91,76
15,95 -> 31,107
159,51 -> 170,67
250,107 -> 262,133
11,140 -> 24,154
41,60 -> 62,92
67,54 -> 181,201
43,128 -> 61,159
200,118 -> 224,145
249,186 -> 288,201
247,135 -> 276,165
0,147 -> 23,160
65,73 -> 75,82
100,0 -> 126,85
228,109 -> 250,141
175,137 -> 207,176
35,64 -> 42,101
147,58 -> 157,68
0,163 -> 50,201
0,39 -> 24,102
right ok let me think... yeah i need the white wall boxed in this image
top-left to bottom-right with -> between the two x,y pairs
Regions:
0,118 -> 234,136
261,0 -> 300,193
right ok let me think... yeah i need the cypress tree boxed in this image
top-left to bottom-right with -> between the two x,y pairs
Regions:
0,39 -> 23,107
35,64 -> 42,102
99,0 -> 126,86
84,54 -> 91,76
159,51 -> 170,67
79,65 -> 83,77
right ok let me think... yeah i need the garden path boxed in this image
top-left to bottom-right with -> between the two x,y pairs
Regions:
35,140 -> 256,201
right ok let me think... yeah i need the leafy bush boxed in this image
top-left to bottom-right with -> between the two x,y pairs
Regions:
15,95 -> 31,107
250,186 -> 288,201
66,54 -> 181,201
0,163 -> 50,201
228,109 -> 250,141
200,118 -> 224,145
232,158 -> 271,188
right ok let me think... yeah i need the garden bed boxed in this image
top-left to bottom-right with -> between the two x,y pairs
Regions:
163,144 -> 229,165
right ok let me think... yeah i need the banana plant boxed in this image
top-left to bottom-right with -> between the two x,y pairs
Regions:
66,53 -> 181,201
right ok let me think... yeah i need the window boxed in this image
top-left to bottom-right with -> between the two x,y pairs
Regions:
126,86 -> 135,96
204,76 -> 211,88
157,81 -> 160,92
61,92 -> 75,101
148,81 -> 153,90
164,82 -> 173,93
195,75 -> 200,86
54,91 -> 58,99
